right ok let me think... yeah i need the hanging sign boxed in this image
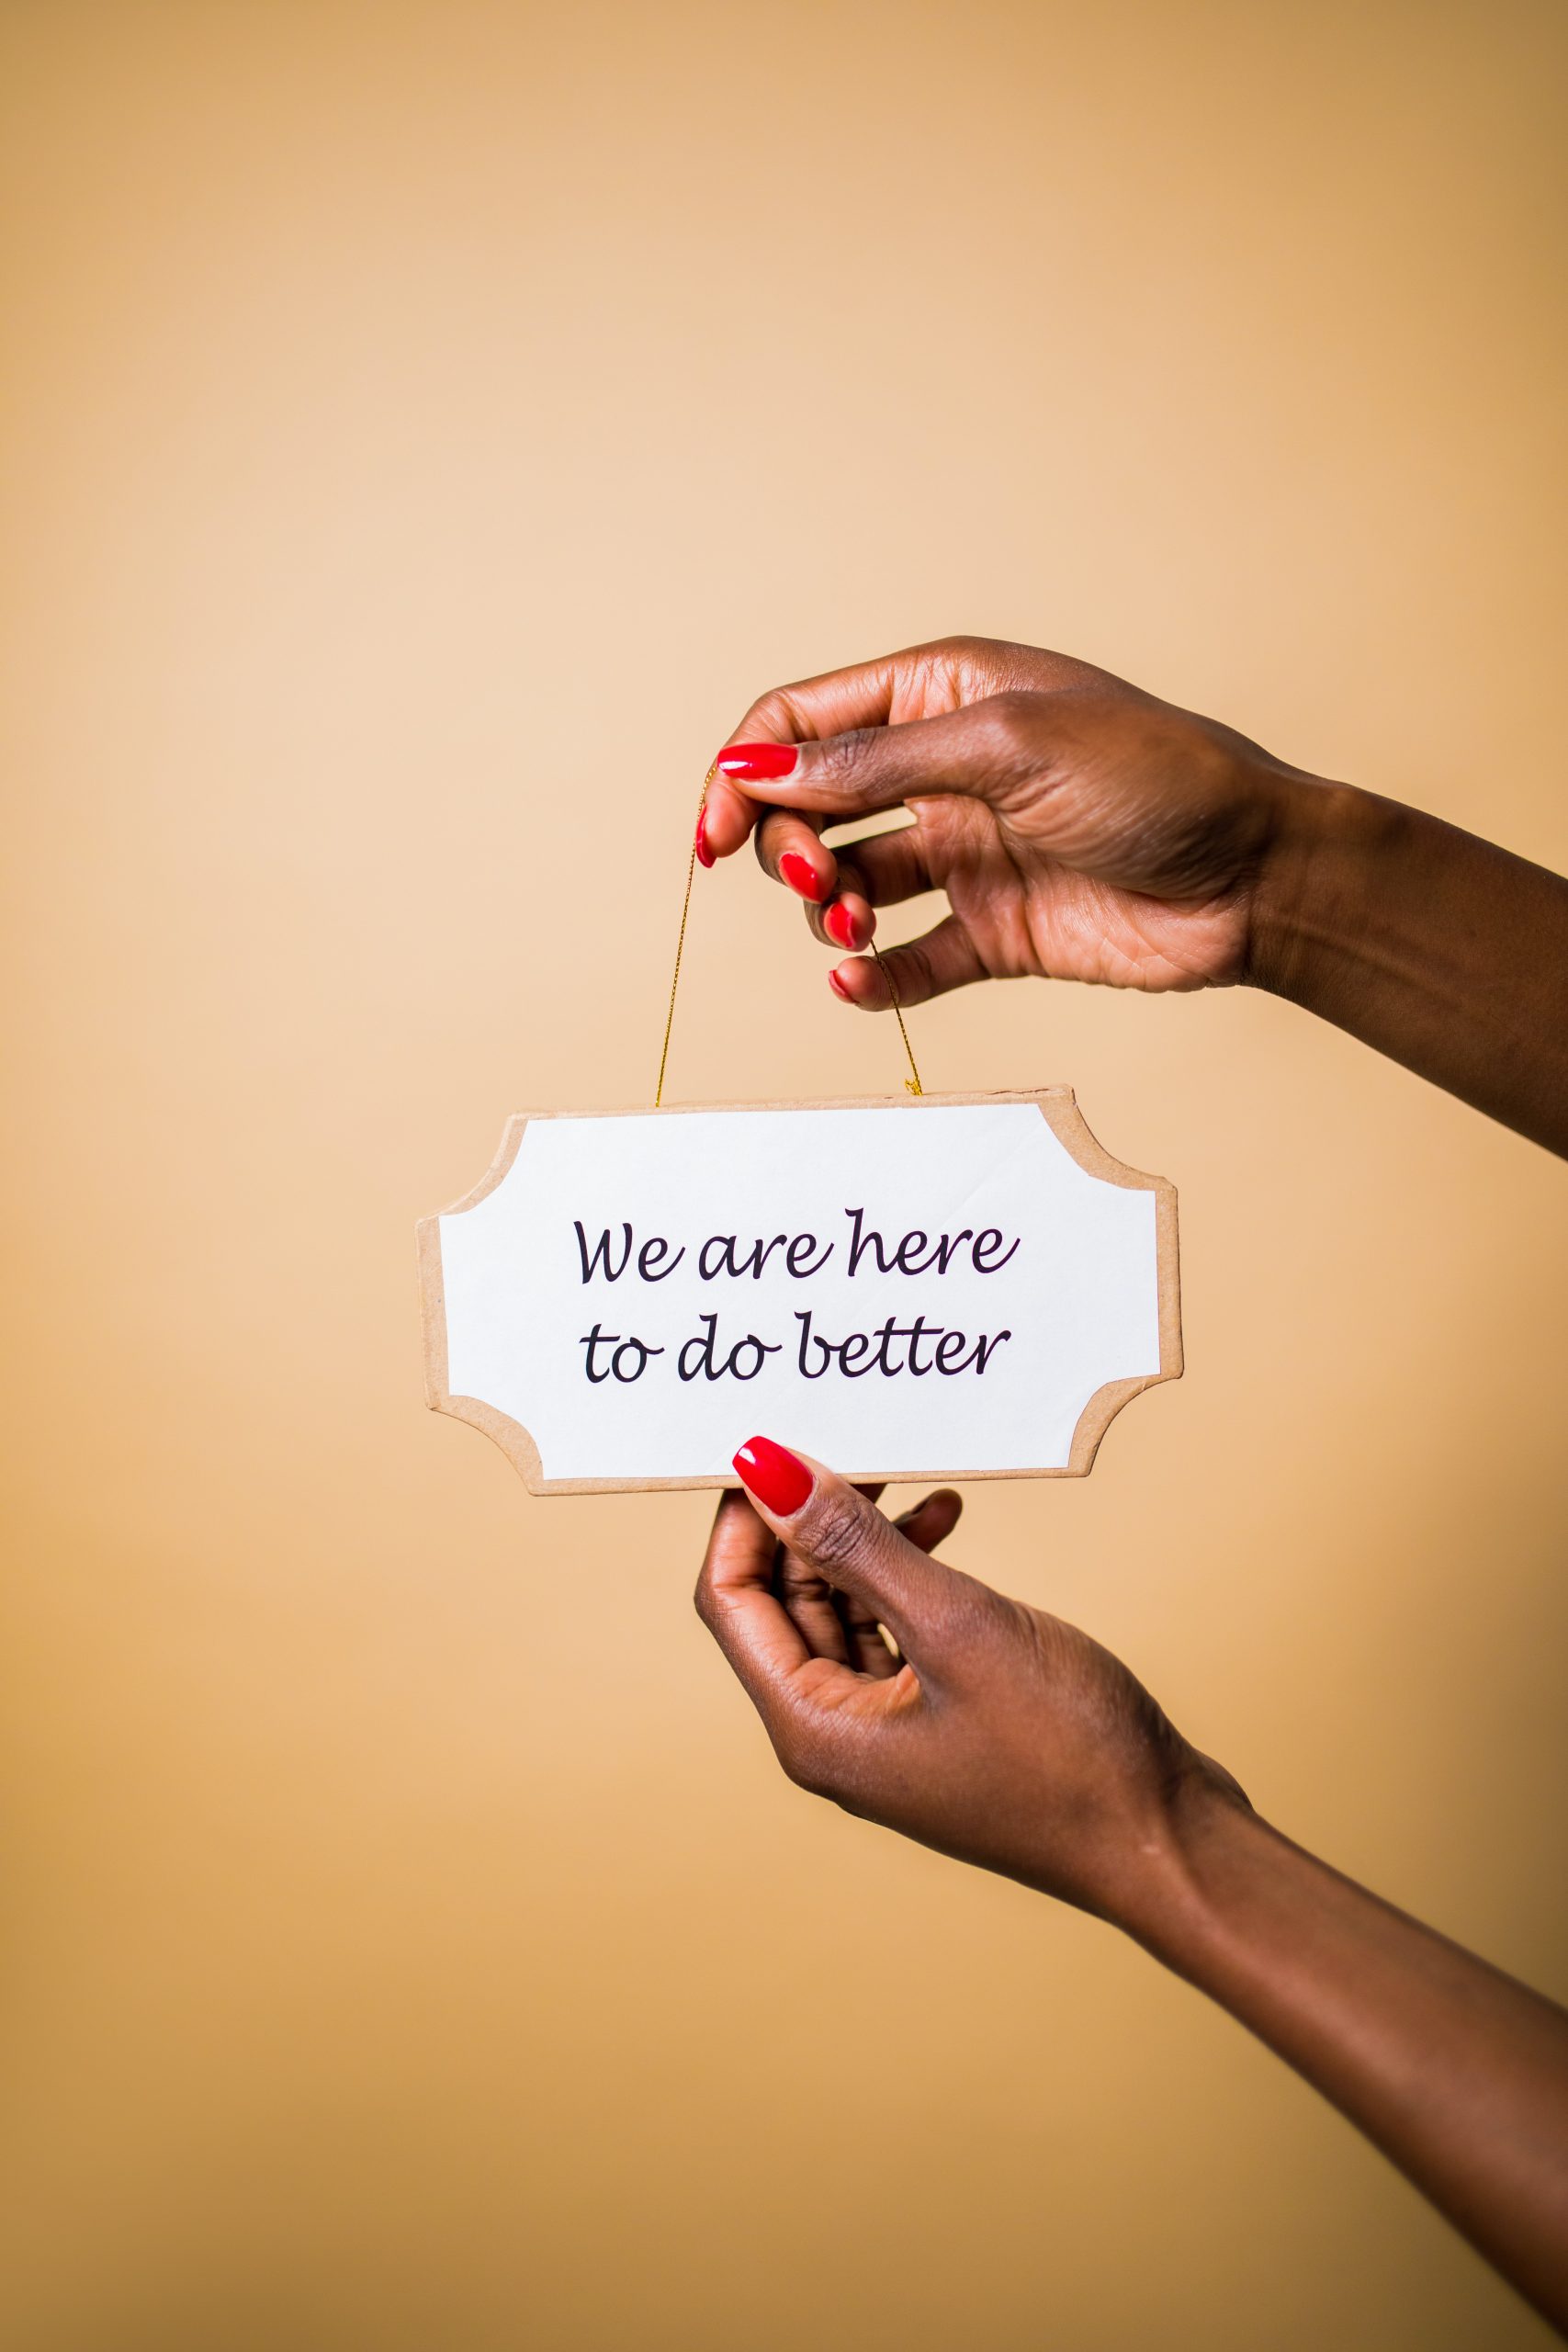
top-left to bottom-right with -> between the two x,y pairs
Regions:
417,1091 -> 1179,1494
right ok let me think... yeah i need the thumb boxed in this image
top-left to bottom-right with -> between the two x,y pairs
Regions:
715,694 -> 1053,824
731,1437 -> 964,1658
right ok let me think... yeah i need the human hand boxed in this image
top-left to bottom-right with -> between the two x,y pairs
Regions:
695,1437 -> 1246,1929
698,1442 -> 1568,2330
699,635 -> 1324,1009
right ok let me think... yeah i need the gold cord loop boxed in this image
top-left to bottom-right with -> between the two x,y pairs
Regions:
654,767 -> 924,1104
870,939 -> 923,1095
654,766 -> 714,1110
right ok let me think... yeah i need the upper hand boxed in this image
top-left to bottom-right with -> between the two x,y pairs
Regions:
700,635 -> 1319,1012
696,1438 -> 1247,1929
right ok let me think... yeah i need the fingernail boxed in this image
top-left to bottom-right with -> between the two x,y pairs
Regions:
733,1435 -> 814,1516
779,852 -> 824,903
828,967 -> 852,1002
694,809 -> 714,869
715,741 -> 799,783
825,902 -> 857,949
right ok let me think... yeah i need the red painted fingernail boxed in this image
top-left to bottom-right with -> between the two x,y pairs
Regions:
825,902 -> 856,949
694,810 -> 714,868
828,968 -> 852,1001
779,853 -> 824,903
733,1435 -> 814,1516
715,741 -> 799,782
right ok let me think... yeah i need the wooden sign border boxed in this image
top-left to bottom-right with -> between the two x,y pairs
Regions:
417,1089 -> 1181,1496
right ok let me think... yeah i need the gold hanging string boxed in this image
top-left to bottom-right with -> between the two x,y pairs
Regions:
654,768 -> 924,1105
654,766 -> 715,1110
870,938 -> 924,1095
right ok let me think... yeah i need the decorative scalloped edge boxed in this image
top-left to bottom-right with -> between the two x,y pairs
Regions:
416,1089 -> 1181,1495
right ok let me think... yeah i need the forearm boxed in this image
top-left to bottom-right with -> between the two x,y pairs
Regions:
1251,780 -> 1568,1157
1129,1792 -> 1568,2333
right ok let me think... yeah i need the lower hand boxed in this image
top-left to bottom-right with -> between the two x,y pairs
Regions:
698,1440 -> 1568,2335
696,1437 -> 1245,1928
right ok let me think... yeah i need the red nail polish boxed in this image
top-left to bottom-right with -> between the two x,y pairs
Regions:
715,741 -> 799,783
733,1435 -> 814,1516
828,968 -> 852,1001
779,853 -> 823,902
825,902 -> 856,949
695,810 -> 714,869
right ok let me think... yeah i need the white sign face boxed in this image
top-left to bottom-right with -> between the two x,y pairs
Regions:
418,1092 -> 1179,1494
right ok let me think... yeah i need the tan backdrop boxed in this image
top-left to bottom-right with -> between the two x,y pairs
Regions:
3,3 -> 1566,2346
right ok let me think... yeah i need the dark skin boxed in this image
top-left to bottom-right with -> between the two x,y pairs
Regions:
693,637 -> 1568,2334
701,635 -> 1568,1158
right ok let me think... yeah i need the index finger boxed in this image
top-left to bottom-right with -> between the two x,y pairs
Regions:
714,699 -> 1050,848
695,1491 -> 809,1711
703,651 -> 907,860
698,1490 -> 883,1766
702,638 -> 1100,856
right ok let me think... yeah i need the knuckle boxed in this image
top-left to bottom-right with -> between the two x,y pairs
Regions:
968,1583 -> 1036,1666
740,687 -> 795,739
920,1567 -> 1007,1660
813,725 -> 881,795
801,1488 -> 873,1579
981,687 -> 1040,748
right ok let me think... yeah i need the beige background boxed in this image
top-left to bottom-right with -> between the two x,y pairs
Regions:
2,3 -> 1565,2346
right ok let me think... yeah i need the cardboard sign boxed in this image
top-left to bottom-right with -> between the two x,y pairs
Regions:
418,1091 -> 1179,1494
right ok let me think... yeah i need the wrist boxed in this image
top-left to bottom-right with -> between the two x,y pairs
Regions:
1244,774 -> 1403,1002
1100,1768 -> 1268,1964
